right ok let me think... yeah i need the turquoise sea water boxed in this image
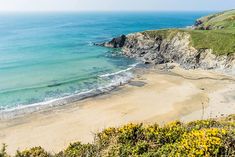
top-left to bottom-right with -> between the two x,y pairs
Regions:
0,12 -> 211,112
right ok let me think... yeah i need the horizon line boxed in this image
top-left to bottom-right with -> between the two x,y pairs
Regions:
0,10 -> 224,13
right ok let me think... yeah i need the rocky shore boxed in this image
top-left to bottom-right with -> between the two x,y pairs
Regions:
98,10 -> 235,72
99,32 -> 235,71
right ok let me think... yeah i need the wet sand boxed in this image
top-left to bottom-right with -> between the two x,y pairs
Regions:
0,66 -> 234,155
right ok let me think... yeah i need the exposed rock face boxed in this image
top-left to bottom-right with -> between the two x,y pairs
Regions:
102,32 -> 235,71
193,19 -> 221,30
98,35 -> 126,48
193,20 -> 212,30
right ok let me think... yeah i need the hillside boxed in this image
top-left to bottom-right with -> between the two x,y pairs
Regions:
194,9 -> 235,30
1,115 -> 234,157
143,28 -> 235,56
144,10 -> 235,56
100,10 -> 235,71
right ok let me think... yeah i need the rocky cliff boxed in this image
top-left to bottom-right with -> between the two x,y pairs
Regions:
100,31 -> 235,71
99,10 -> 235,72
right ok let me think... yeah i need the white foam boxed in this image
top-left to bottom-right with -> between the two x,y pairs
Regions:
0,64 -> 138,120
87,41 -> 93,46
99,63 -> 139,78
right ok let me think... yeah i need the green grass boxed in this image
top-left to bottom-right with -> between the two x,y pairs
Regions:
143,29 -> 235,55
187,29 -> 235,55
142,10 -> 235,56
142,29 -> 183,40
197,9 -> 235,29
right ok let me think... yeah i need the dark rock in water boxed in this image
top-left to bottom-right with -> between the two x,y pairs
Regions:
97,35 -> 127,48
107,35 -> 127,48
94,42 -> 104,46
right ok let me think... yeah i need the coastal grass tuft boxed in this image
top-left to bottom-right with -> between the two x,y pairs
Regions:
142,29 -> 184,40
1,115 -> 235,157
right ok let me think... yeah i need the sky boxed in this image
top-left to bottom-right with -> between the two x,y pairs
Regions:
0,0 -> 234,12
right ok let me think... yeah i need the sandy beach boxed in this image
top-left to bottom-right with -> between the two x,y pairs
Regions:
0,66 -> 235,155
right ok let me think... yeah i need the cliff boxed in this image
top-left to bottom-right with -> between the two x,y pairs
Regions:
100,10 -> 235,71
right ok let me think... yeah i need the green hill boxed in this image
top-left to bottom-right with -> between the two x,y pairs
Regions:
143,10 -> 235,56
195,9 -> 235,30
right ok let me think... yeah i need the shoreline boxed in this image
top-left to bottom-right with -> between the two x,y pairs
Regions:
0,63 -> 142,120
0,66 -> 235,155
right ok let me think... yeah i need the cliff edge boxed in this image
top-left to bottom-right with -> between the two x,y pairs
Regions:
100,10 -> 235,71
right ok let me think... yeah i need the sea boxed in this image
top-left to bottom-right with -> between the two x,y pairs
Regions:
0,11 -> 212,115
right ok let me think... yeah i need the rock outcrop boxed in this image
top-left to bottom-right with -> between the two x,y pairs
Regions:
100,32 -> 235,71
97,35 -> 127,48
98,10 -> 235,73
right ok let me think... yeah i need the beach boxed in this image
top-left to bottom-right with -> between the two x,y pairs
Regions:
0,66 -> 234,155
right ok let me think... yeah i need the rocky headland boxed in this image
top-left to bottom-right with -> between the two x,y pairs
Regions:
99,10 -> 235,72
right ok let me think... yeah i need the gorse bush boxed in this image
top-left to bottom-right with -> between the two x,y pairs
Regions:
2,115 -> 235,157
15,147 -> 50,157
177,128 -> 227,156
59,142 -> 97,157
0,144 -> 9,157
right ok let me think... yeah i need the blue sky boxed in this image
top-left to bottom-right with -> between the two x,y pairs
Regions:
0,0 -> 234,12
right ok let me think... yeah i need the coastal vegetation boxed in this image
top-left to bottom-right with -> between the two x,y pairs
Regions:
1,115 -> 235,157
143,9 -> 235,55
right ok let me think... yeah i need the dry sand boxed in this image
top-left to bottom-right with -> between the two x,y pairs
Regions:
0,67 -> 234,155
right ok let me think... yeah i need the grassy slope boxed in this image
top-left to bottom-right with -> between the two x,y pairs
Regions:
143,10 -> 235,56
186,29 -> 235,55
197,9 -> 235,29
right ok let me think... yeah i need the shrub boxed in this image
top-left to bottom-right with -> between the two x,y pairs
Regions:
144,124 -> 160,142
152,143 -> 177,157
222,130 -> 235,156
186,119 -> 220,130
118,123 -> 144,145
15,147 -> 50,157
176,128 -> 227,157
157,121 -> 185,144
95,127 -> 117,148
132,141 -> 149,155
0,144 -> 9,157
60,142 -> 97,157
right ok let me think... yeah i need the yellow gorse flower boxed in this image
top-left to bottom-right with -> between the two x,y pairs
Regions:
178,128 -> 227,156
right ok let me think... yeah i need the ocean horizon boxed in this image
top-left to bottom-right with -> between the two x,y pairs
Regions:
0,11 -> 212,114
